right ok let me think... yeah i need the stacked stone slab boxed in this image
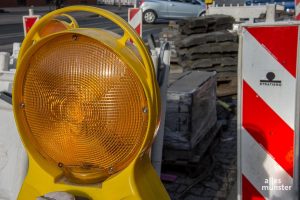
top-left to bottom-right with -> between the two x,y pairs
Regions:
159,15 -> 238,97
177,15 -> 235,35
163,71 -> 218,164
163,119 -> 237,200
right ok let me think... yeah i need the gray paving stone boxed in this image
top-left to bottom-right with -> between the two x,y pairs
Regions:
176,184 -> 188,194
190,187 -> 204,196
203,182 -> 219,190
185,194 -> 205,200
202,188 -> 217,197
165,183 -> 180,192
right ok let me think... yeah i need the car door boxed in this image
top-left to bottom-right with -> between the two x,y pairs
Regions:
157,0 -> 171,18
167,0 -> 201,18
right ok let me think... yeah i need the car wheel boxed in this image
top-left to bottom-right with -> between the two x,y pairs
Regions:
143,10 -> 157,24
199,11 -> 206,17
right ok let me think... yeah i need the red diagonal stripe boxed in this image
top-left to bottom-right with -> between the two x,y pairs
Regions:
25,17 -> 38,33
242,175 -> 265,200
242,80 -> 294,177
130,8 -> 139,19
136,24 -> 141,36
246,26 -> 298,77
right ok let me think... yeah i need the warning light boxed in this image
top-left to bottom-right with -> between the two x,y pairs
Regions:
13,6 -> 169,200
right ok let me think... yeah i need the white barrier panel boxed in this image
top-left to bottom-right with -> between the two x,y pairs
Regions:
22,11 -> 40,36
238,22 -> 300,199
207,3 -> 284,22
296,0 -> 300,20
0,52 -> 10,72
128,8 -> 143,37
0,70 -> 28,200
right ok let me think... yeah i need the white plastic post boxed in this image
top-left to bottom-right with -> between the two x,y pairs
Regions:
0,52 -> 10,72
266,4 -> 276,22
9,43 -> 21,69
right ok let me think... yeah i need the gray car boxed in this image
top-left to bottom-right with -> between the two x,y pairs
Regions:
140,0 -> 206,24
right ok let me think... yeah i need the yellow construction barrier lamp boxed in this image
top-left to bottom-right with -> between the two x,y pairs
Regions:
13,5 -> 170,200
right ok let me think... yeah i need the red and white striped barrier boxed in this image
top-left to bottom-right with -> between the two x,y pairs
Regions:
239,23 -> 300,199
22,9 -> 40,36
296,0 -> 300,20
128,8 -> 142,37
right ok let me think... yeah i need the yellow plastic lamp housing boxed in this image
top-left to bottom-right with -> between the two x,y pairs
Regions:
13,5 -> 169,200
15,31 -> 149,183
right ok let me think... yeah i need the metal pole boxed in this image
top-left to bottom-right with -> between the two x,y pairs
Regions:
29,7 -> 34,16
151,43 -> 170,176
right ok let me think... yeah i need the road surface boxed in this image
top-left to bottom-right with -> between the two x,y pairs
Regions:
0,5 -> 168,52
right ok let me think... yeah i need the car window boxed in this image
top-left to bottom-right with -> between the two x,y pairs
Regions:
186,0 -> 199,3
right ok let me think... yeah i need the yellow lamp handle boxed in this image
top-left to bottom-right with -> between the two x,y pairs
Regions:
60,13 -> 79,28
18,6 -> 157,99
18,6 -> 158,104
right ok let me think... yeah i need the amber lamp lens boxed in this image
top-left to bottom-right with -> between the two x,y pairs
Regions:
39,20 -> 69,37
21,34 -> 148,183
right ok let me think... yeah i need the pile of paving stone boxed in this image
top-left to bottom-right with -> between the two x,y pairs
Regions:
158,15 -> 239,200
163,71 -> 218,165
162,115 -> 237,200
160,68 -> 237,199
159,15 -> 238,97
177,15 -> 235,35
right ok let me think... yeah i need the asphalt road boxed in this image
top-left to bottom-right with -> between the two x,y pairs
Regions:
0,6 -> 168,52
